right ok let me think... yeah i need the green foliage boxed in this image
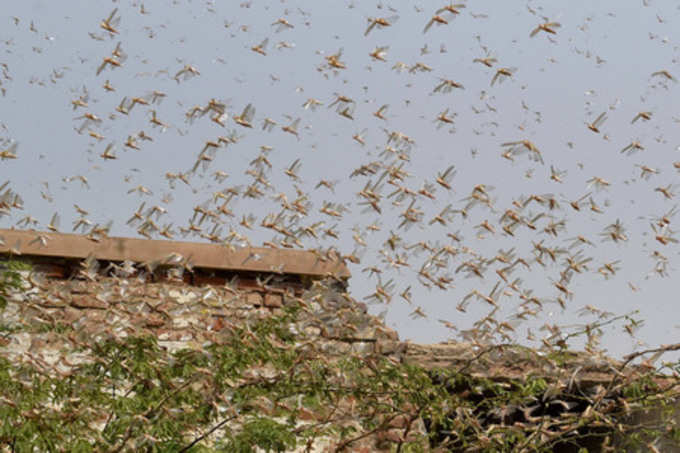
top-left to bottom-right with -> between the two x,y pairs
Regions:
0,259 -> 28,310
223,418 -> 296,452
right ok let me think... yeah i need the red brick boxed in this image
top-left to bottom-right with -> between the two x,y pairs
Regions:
70,295 -> 108,309
145,314 -> 165,328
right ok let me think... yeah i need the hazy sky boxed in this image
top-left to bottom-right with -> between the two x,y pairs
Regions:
2,0 -> 680,359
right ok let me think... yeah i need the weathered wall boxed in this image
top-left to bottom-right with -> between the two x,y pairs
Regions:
1,230 -> 678,451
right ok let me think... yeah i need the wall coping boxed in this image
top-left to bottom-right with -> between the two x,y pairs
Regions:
0,228 -> 350,279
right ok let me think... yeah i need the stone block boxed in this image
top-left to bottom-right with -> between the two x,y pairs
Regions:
245,292 -> 263,306
264,293 -> 283,308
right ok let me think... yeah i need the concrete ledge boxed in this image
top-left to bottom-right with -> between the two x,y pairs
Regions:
0,229 -> 350,279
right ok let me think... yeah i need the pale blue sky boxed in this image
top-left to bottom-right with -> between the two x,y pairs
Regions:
2,0 -> 680,359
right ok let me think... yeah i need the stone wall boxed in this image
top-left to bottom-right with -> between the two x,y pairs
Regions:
0,247 -> 413,451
